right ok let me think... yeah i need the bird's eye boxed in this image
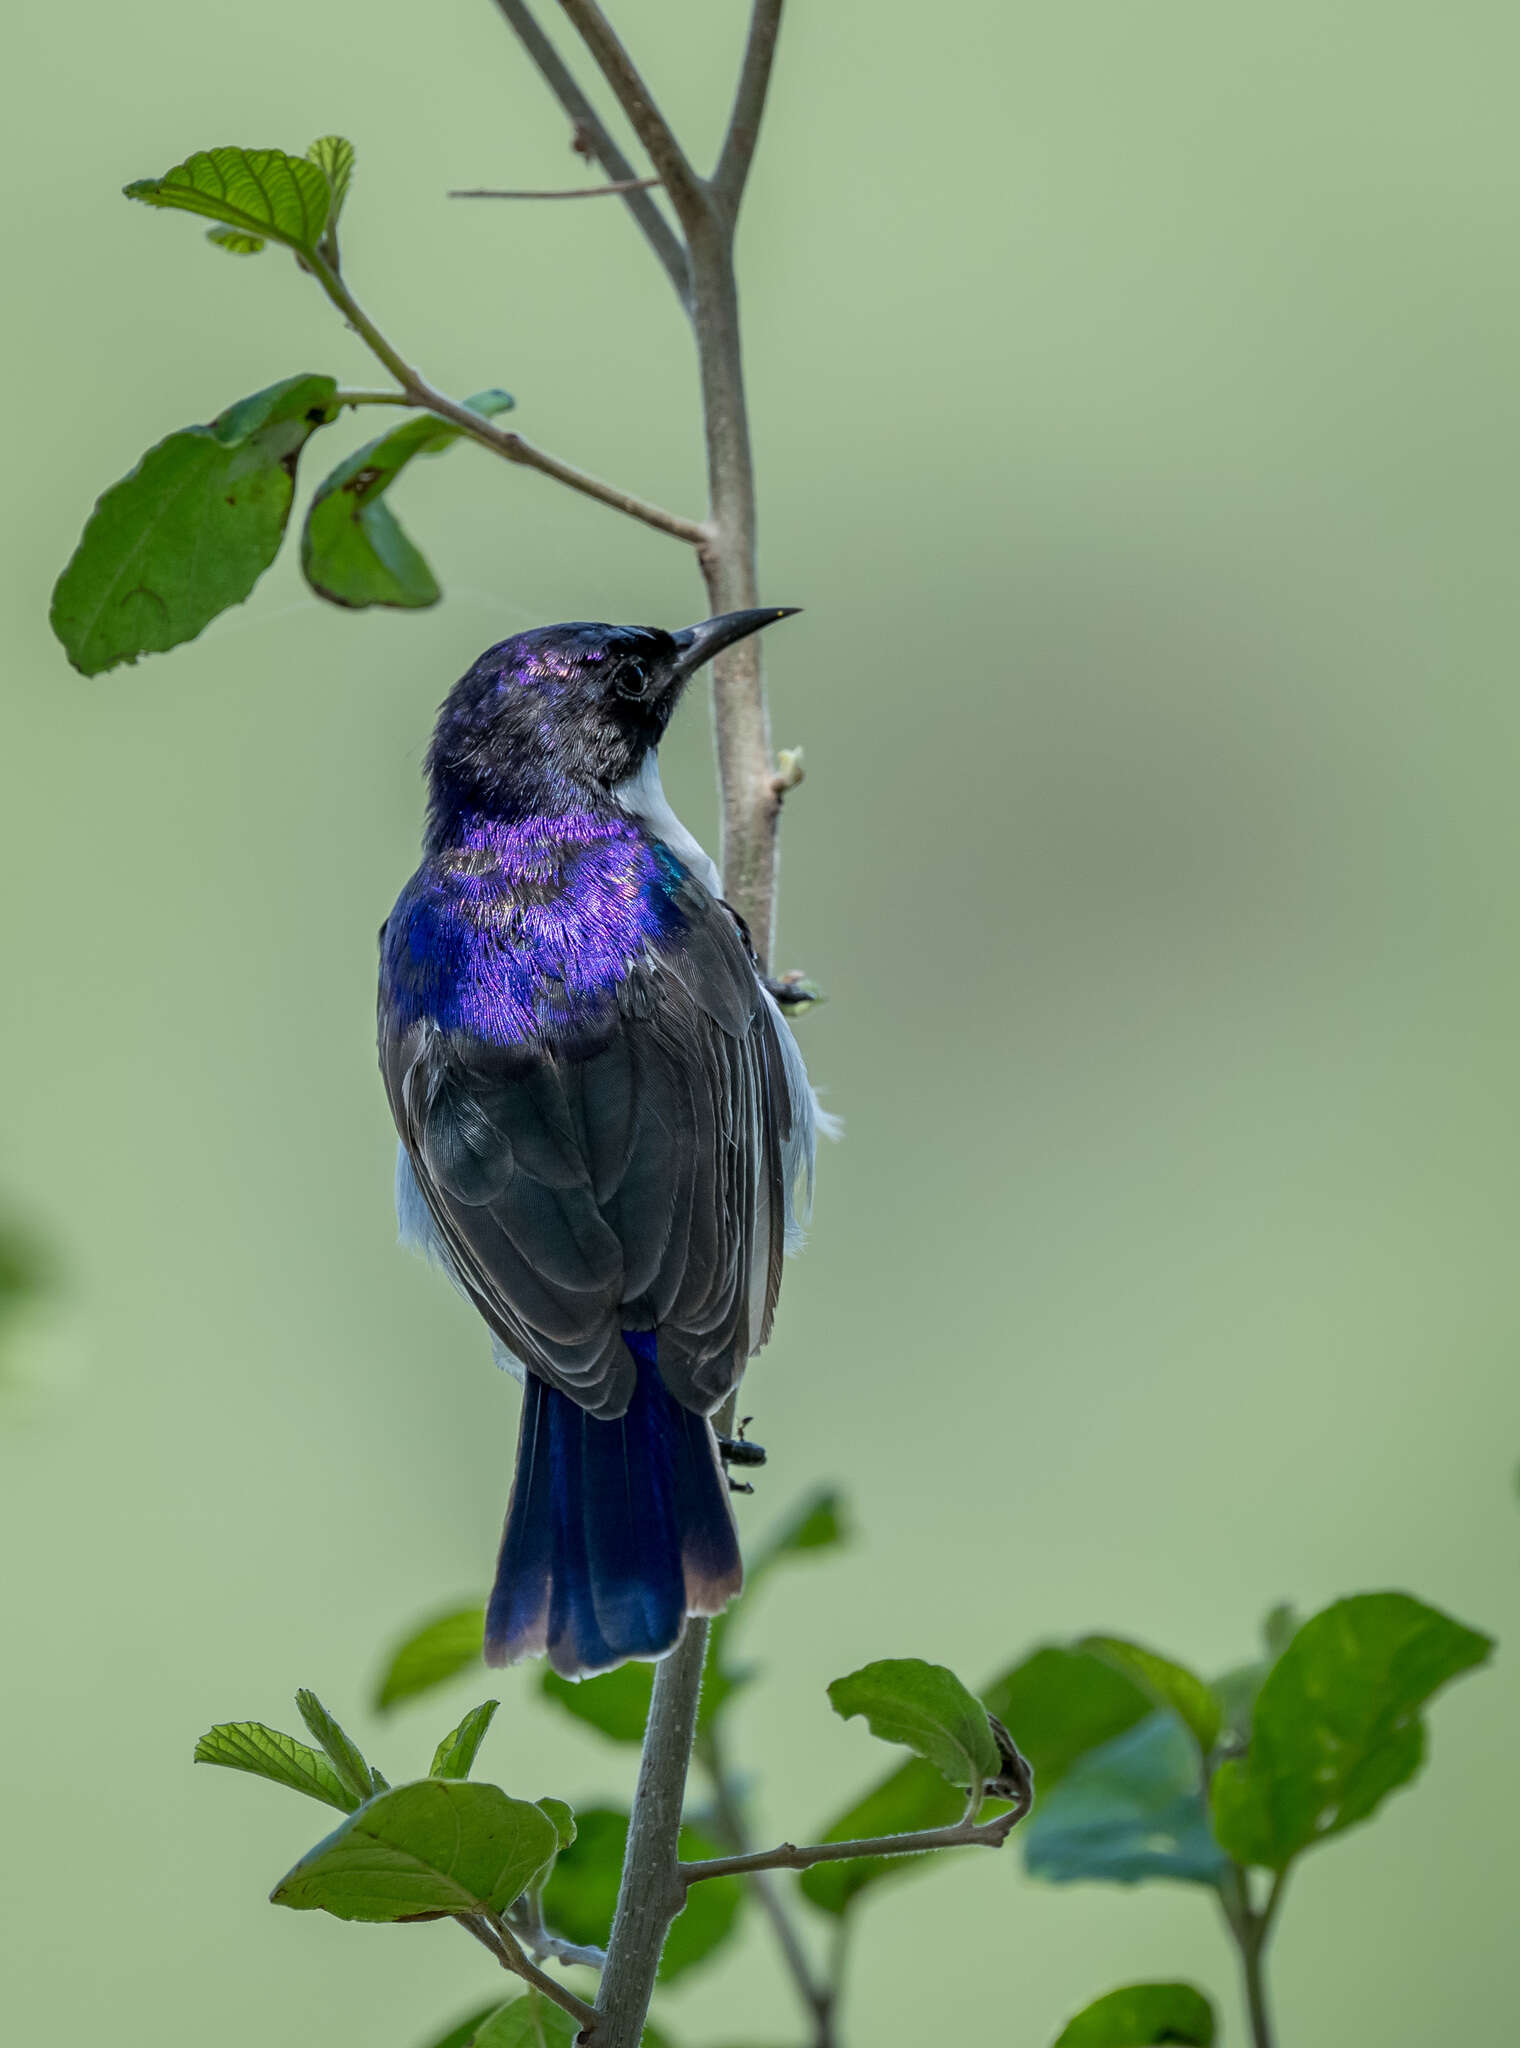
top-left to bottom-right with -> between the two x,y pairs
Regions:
614,659 -> 651,700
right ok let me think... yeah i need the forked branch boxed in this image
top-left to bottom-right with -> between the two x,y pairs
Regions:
488,0 -> 691,298
458,1913 -> 599,2028
553,0 -> 711,232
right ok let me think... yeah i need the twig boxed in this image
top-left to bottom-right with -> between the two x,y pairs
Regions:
457,1914 -> 600,2028
699,1721 -> 836,2048
333,389 -> 418,408
680,1800 -> 1030,1886
306,252 -> 709,546
450,178 -> 661,199
1215,1863 -> 1283,2048
553,0 -> 711,233
487,0 -> 690,300
713,0 -> 785,220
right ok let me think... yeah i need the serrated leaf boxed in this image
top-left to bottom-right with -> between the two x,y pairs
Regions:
125,146 -> 333,258
271,1778 -> 558,1922
295,1688 -> 379,1805
1023,1712 -> 1227,1888
540,1660 -> 653,1745
306,136 -> 355,225
535,1797 -> 576,1853
800,1644 -> 1153,1917
206,226 -> 266,254
51,373 -> 337,675
827,1657 -> 999,1791
1078,1636 -> 1221,1756
1210,1592 -> 1493,1871
374,1604 -> 486,1711
1051,1982 -> 1216,2047
300,389 -> 513,610
540,1806 -> 741,1983
430,1700 -> 499,1780
193,1720 -> 357,1813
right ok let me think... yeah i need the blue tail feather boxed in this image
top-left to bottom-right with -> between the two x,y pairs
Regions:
485,1331 -> 742,1677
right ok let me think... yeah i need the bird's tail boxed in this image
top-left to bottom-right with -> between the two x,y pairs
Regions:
484,1331 -> 742,1678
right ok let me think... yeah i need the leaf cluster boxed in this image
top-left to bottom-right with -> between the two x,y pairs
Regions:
50,139 -> 515,677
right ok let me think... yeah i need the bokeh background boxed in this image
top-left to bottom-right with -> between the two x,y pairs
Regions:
3,1 -> 1518,2041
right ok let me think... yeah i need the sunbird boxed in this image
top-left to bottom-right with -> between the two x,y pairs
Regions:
378,610 -> 825,1678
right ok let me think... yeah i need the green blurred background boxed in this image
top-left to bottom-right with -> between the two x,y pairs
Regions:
3,1 -> 1517,2040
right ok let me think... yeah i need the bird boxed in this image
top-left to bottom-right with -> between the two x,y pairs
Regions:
378,609 -> 827,1679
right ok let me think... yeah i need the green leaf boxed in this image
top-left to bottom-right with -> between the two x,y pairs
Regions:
982,1646 -> 1153,1790
1210,1592 -> 1494,1871
798,1756 -> 963,1915
1051,1983 -> 1216,2047
295,1689 -> 380,1805
125,146 -> 334,259
206,226 -> 266,255
472,2001 -> 580,2048
535,1797 -> 577,1853
749,1486 -> 850,1571
1023,1712 -> 1228,1888
800,1644 -> 1154,1917
430,1700 -> 499,1780
193,1720 -> 357,1814
827,1657 -> 1000,1790
307,136 -> 355,228
540,1807 -> 742,1983
1078,1637 -> 1222,1756
300,389 -> 513,611
271,1778 -> 559,1922
374,1604 -> 486,1711
418,2005 -> 501,2048
470,2001 -> 671,2048
540,1661 -> 653,1746
1261,1603 -> 1299,1660
0,1214 -> 49,1319
51,373 -> 337,675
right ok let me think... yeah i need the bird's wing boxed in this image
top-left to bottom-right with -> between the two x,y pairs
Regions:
380,864 -> 794,1420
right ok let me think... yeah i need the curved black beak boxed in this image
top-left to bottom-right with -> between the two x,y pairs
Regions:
669,607 -> 800,682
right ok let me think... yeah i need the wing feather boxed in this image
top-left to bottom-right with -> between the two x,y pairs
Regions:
380,850 -> 799,1421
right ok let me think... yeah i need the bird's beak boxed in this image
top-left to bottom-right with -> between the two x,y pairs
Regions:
668,607 -> 800,682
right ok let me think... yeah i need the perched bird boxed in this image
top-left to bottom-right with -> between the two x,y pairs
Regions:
378,610 -> 825,1679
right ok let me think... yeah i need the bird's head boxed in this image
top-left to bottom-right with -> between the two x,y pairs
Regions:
424,609 -> 798,839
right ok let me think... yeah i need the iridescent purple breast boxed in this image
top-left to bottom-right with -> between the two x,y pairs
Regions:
382,811 -> 687,1044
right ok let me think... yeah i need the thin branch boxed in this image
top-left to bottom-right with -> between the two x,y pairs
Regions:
488,0 -> 690,300
450,178 -> 661,199
698,1722 -> 834,2047
554,0 -> 711,233
712,0 -> 785,220
333,388 -> 418,409
680,1800 -> 1030,1886
306,252 -> 709,545
460,1913 -> 600,2028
